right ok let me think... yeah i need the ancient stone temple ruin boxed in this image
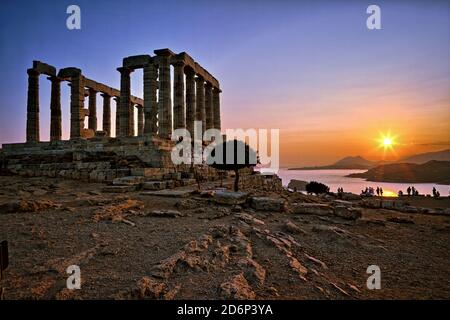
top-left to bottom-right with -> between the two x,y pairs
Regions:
0,49 -> 219,187
22,49 -> 221,142
0,49 -> 281,191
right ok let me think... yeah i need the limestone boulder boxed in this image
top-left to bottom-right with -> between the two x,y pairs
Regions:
341,193 -> 361,201
113,176 -> 145,186
361,198 -> 381,208
333,205 -> 362,220
402,206 -> 419,213
250,197 -> 287,212
287,179 -> 308,191
102,185 -> 136,193
361,198 -> 407,210
332,200 -> 354,206
283,220 -> 306,234
219,273 -> 256,300
214,191 -> 248,205
291,203 -> 333,216
142,181 -> 167,190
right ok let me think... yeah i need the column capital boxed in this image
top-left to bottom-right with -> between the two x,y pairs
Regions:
195,75 -> 204,83
172,60 -> 185,68
213,87 -> 222,93
205,82 -> 213,89
154,48 -> 175,57
184,66 -> 196,76
117,66 -> 132,75
27,68 -> 40,77
100,92 -> 111,98
88,87 -> 98,94
47,75 -> 62,83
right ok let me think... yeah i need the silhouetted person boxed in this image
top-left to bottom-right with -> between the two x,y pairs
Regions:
411,186 -> 416,196
376,187 -> 380,196
432,187 -> 437,197
398,190 -> 403,196
407,186 -> 411,196
380,187 -> 383,196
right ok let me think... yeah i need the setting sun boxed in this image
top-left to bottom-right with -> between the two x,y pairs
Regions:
377,131 -> 398,152
383,137 -> 393,147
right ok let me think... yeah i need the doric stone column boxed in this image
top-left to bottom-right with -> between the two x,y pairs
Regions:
204,82 -> 213,131
137,105 -> 144,136
26,68 -> 40,142
114,96 -> 120,137
143,63 -> 158,135
70,75 -> 85,139
173,61 -> 185,130
118,67 -> 132,137
185,68 -> 196,136
195,76 -> 205,137
157,56 -> 172,139
101,93 -> 111,136
88,88 -> 97,132
129,103 -> 135,136
213,88 -> 221,131
49,76 -> 62,141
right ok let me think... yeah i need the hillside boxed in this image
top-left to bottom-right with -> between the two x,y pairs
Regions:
346,160 -> 450,184
401,149 -> 450,164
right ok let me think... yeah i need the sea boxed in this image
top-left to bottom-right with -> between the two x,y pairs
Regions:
274,169 -> 450,197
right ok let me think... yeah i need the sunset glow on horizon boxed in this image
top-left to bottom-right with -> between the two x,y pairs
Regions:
0,0 -> 448,167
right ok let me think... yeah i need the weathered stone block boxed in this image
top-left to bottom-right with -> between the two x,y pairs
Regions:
102,185 -> 136,193
113,176 -> 145,186
361,198 -> 381,208
333,205 -> 362,220
141,190 -> 192,198
142,181 -> 167,190
165,180 -> 175,188
250,197 -> 287,212
214,191 -> 248,205
341,193 -> 361,201
181,178 -> 197,186
291,203 -> 333,215
287,179 -> 308,191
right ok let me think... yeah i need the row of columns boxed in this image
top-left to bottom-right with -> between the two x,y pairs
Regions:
26,69 -> 145,142
25,56 -> 222,143
117,59 -> 221,140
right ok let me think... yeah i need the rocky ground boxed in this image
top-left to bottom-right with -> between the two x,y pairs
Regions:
0,175 -> 449,299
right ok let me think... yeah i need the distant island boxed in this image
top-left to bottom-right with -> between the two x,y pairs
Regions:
289,148 -> 450,170
346,160 -> 450,184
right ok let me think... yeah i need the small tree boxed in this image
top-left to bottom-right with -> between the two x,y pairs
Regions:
305,181 -> 330,195
207,139 -> 258,192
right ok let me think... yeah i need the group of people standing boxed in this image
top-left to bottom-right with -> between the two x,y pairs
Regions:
406,186 -> 419,196
397,186 -> 440,198
337,186 -> 442,198
360,186 -> 384,196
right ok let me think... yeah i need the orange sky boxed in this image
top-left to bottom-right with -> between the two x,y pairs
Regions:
0,1 -> 448,168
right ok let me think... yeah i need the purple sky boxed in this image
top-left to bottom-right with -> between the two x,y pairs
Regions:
0,0 -> 448,166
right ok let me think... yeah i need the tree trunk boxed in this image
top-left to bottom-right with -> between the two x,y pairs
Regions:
234,169 -> 239,192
